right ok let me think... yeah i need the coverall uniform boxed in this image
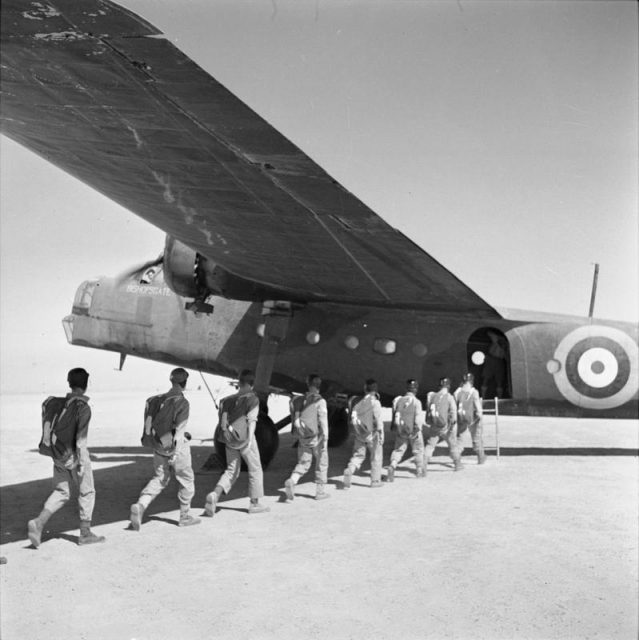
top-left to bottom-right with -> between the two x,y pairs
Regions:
424,390 -> 463,471
135,387 -> 197,524
454,385 -> 486,464
343,393 -> 384,487
28,391 -> 104,546
285,391 -> 329,499
214,390 -> 264,502
387,391 -> 425,479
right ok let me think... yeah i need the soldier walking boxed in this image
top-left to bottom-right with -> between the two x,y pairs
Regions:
284,374 -> 330,501
454,373 -> 486,464
129,368 -> 201,530
424,377 -> 463,472
343,379 -> 385,489
386,379 -> 425,481
28,368 -> 105,547
204,370 -> 269,516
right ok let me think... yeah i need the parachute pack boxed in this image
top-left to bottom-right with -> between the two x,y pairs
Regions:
141,393 -> 178,452
39,395 -> 87,466
427,391 -> 452,432
393,394 -> 419,437
291,392 -> 323,440
349,394 -> 378,439
218,391 -> 259,450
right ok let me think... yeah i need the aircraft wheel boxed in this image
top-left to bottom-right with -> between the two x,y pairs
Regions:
328,406 -> 349,447
255,413 -> 279,469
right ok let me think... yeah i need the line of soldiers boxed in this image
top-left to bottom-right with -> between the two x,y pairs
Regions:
27,367 -> 485,547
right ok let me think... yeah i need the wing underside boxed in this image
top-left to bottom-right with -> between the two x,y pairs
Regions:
1,0 -> 499,316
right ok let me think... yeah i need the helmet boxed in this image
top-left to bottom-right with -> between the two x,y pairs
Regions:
462,373 -> 474,384
439,377 -> 451,389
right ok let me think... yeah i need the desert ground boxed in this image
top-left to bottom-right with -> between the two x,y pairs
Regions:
1,390 -> 637,640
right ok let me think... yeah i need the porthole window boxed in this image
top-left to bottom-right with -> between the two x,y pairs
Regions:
413,343 -> 428,357
344,335 -> 359,350
471,350 -> 485,365
373,338 -> 396,355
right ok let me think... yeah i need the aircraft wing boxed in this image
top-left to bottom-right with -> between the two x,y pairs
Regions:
1,0 -> 499,316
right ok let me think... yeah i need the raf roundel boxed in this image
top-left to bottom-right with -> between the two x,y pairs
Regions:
548,325 -> 638,410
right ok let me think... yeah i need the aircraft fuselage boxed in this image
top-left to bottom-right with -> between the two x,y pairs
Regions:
63,271 -> 638,419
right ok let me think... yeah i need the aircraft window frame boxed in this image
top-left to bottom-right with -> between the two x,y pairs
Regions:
373,338 -> 396,355
344,335 -> 359,350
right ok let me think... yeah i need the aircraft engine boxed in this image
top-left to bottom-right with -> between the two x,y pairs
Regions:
163,235 -> 285,302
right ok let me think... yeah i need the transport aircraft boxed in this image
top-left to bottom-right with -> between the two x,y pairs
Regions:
1,1 -> 637,465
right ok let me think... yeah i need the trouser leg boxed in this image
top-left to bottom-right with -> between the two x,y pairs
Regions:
389,436 -> 408,468
43,463 -> 73,515
290,445 -> 313,484
412,432 -> 425,475
138,454 -> 172,509
76,460 -> 96,522
347,440 -> 367,473
470,420 -> 486,463
369,440 -> 383,484
173,445 -> 195,508
314,441 -> 328,486
243,439 -> 264,500
216,447 -> 242,495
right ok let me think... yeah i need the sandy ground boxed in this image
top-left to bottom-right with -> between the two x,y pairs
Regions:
0,390 -> 637,640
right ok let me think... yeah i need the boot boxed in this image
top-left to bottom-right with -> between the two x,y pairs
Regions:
476,443 -> 487,464
248,500 -> 270,514
415,464 -> 426,478
315,484 -> 330,501
204,487 -> 223,517
78,520 -> 105,545
27,509 -> 52,548
179,508 -> 201,527
284,478 -> 296,501
386,465 -> 395,483
342,468 -> 352,489
370,480 -> 384,489
129,503 -> 145,531
454,458 -> 464,472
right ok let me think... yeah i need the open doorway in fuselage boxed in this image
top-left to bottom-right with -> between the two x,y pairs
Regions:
467,328 -> 511,399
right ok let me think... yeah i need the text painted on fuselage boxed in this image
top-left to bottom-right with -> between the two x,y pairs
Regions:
126,284 -> 173,297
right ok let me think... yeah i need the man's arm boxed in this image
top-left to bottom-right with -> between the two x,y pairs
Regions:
473,389 -> 483,419
246,401 -> 259,441
318,399 -> 329,440
448,396 -> 458,428
173,397 -> 190,440
76,402 -> 92,466
414,398 -> 425,430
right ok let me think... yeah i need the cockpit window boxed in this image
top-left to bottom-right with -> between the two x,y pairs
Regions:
72,280 -> 98,315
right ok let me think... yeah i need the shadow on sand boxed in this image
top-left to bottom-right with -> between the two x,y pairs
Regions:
2,434 -> 637,545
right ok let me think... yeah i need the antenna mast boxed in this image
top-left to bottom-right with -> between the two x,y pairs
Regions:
588,263 -> 599,318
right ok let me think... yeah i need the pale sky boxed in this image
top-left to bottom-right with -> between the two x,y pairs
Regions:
1,0 -> 637,394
